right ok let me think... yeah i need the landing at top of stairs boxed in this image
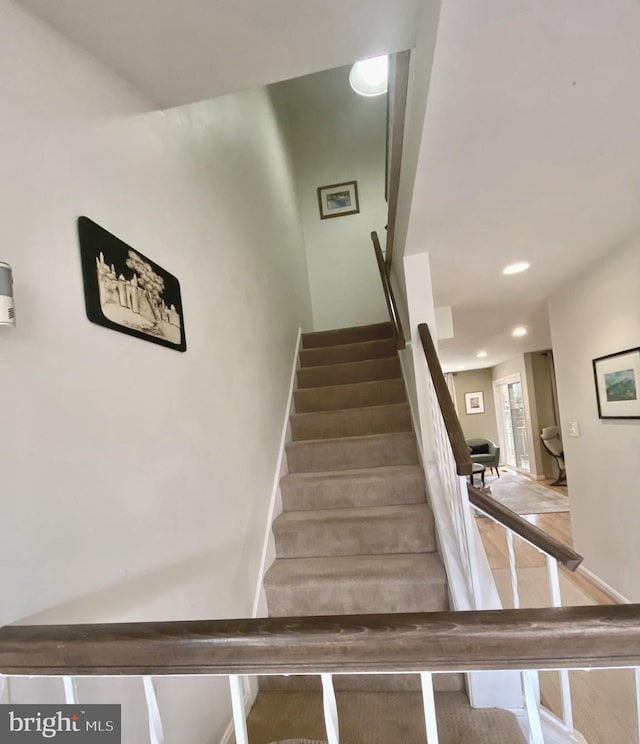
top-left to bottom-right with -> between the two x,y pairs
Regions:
301,321 -> 393,349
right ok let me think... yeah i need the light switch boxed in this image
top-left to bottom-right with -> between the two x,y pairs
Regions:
567,422 -> 580,438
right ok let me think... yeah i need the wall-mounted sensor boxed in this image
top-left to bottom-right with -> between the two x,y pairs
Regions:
0,262 -> 15,327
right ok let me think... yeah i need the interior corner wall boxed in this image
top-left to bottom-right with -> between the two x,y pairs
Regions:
0,1 -> 312,737
528,350 -> 558,478
549,238 -> 640,601
454,368 -> 499,444
270,67 -> 389,331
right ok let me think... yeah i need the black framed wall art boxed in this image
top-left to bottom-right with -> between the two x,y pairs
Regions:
78,216 -> 186,352
593,347 -> 640,419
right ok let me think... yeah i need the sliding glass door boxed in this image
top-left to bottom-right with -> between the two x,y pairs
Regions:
497,377 -> 530,471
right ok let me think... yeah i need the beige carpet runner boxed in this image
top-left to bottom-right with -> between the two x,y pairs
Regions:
247,322 -> 524,743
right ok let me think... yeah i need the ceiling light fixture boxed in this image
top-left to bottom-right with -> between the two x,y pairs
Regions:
512,326 -> 528,337
476,351 -> 488,358
349,55 -> 389,97
503,262 -> 530,275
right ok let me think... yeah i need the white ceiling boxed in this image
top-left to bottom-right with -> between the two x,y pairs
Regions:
406,0 -> 640,372
17,0 -> 424,108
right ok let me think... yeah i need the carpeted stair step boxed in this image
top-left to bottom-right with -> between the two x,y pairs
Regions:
264,553 -> 448,616
272,504 -> 436,558
286,432 -> 418,473
297,357 -> 402,389
259,672 -> 465,694
291,403 -> 411,441
299,338 -> 397,368
247,691 -> 526,744
280,465 -> 427,511
294,379 -> 406,413
301,322 -> 393,349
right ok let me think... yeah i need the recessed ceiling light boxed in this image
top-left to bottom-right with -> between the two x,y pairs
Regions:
349,55 -> 389,97
476,350 -> 488,358
512,326 -> 528,337
458,364 -> 465,370
502,262 -> 530,275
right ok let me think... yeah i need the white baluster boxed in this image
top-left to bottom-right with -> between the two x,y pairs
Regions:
506,530 -> 520,609
320,673 -> 340,744
228,675 -> 249,744
420,672 -> 439,744
142,676 -> 165,744
0,675 -> 9,703
63,676 -> 78,705
546,555 -> 573,731
522,670 -> 544,744
635,667 -> 640,744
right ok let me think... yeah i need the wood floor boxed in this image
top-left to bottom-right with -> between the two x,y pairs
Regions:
475,484 -> 618,605
475,479 -> 632,743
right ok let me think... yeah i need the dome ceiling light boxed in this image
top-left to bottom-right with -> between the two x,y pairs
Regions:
349,55 -> 389,97
502,261 -> 530,275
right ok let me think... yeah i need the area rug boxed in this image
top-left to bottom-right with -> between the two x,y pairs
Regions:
479,471 -> 570,515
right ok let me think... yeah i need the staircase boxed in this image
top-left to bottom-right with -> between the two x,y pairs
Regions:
247,322 -> 524,743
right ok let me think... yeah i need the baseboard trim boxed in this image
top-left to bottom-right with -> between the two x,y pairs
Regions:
577,566 -> 630,605
251,328 -> 302,619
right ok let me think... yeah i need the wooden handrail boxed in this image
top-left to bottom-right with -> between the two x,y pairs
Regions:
468,484 -> 583,571
1,605 -> 639,676
371,231 -> 405,350
418,322 -> 472,475
384,50 -> 410,271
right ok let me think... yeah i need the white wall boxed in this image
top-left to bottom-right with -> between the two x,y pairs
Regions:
549,238 -> 640,600
0,1 -> 312,738
271,66 -> 389,330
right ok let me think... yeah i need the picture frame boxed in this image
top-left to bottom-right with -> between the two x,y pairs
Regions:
593,347 -> 640,419
465,391 -> 485,415
78,216 -> 187,352
317,181 -> 360,220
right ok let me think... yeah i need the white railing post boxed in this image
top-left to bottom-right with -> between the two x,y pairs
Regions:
320,673 -> 340,744
506,530 -> 521,609
228,675 -> 249,744
420,672 -> 439,744
142,676 -> 165,744
546,555 -> 574,731
635,667 -> 640,743
0,675 -> 9,704
63,676 -> 78,705
522,670 -> 544,744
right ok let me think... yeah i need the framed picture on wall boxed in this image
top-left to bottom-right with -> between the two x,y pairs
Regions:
317,181 -> 360,219
78,216 -> 187,352
465,391 -> 485,415
593,347 -> 640,419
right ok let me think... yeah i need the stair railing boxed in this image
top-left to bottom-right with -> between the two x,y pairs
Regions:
2,606 -> 640,744
417,320 -> 604,741
384,50 -> 411,271
371,230 -> 405,350
417,322 -> 481,607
